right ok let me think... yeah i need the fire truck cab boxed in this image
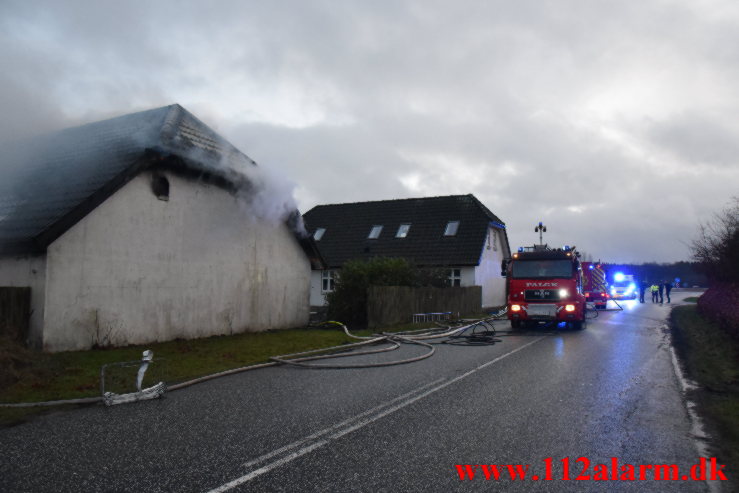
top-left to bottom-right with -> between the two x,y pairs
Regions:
502,245 -> 586,330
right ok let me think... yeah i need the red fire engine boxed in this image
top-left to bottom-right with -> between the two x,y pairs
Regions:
581,262 -> 609,309
502,245 -> 586,330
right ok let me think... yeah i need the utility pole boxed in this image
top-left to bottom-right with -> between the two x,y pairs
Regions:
535,221 -> 546,245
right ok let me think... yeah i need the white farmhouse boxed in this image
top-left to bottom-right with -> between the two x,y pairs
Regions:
0,104 -> 322,352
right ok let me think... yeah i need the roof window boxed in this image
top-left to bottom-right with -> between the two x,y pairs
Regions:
444,221 -> 459,236
368,225 -> 383,239
396,224 -> 411,238
313,228 -> 326,241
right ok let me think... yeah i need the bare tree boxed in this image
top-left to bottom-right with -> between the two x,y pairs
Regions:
691,197 -> 739,283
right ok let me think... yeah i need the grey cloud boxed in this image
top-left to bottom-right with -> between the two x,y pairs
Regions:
1,0 -> 738,263
645,112 -> 739,167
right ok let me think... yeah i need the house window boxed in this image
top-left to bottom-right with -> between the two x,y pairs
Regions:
151,173 -> 169,201
444,221 -> 459,236
396,224 -> 411,238
313,228 -> 326,241
449,268 -> 462,287
321,270 -> 336,292
368,225 -> 383,239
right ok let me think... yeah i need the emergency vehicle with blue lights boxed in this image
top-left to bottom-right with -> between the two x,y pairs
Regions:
501,245 -> 586,330
609,272 -> 637,300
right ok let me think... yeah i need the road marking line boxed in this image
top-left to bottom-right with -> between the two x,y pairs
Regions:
242,378 -> 446,469
206,336 -> 546,493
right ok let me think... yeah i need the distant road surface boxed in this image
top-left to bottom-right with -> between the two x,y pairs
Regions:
1,291 -> 716,492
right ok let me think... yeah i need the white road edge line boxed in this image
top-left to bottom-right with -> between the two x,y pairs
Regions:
242,377 -> 446,469
206,336 -> 546,493
665,324 -> 720,493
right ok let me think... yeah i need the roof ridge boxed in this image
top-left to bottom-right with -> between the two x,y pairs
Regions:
311,193 -> 474,208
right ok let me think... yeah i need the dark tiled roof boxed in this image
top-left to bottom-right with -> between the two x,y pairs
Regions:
0,104 -> 260,254
303,194 -> 506,268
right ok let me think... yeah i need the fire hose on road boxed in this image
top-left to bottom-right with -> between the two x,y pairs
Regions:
0,314 -> 508,408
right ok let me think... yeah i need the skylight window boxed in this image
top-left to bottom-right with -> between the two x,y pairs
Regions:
313,228 -> 326,241
444,221 -> 460,236
396,224 -> 411,238
368,225 -> 383,239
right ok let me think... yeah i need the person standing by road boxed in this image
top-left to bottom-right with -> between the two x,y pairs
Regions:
651,283 -> 659,303
658,281 -> 665,304
638,280 -> 648,303
664,280 -> 672,303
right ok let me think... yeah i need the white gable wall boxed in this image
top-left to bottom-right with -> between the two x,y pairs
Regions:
474,227 -> 507,308
42,172 -> 310,352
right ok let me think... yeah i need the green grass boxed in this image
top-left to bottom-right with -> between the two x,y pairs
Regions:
671,305 -> 739,486
0,321 -> 442,426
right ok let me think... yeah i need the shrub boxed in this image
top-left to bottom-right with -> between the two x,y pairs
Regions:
326,258 -> 447,329
697,283 -> 739,339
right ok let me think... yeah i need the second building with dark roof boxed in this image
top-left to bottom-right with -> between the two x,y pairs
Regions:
303,194 -> 511,309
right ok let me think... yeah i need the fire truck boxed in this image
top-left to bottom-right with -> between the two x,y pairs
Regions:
501,245 -> 586,330
581,262 -> 609,309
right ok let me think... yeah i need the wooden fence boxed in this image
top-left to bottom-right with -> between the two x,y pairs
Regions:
0,287 -> 31,342
367,285 -> 482,329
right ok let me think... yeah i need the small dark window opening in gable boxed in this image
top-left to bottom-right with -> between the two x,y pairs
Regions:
151,173 -> 170,201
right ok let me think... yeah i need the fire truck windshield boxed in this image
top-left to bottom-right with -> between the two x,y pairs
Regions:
511,259 -> 573,279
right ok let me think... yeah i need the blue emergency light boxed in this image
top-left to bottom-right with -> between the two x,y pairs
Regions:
614,272 -> 625,282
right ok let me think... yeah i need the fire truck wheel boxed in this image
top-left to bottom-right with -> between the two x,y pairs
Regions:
571,320 -> 585,330
510,320 -> 522,329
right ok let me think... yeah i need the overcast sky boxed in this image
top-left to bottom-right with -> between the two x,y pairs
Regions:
2,0 -> 737,263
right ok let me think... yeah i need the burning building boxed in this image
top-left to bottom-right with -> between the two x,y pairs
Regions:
0,104 -> 322,351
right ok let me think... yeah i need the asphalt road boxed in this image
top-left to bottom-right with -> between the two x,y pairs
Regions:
0,291 -> 717,492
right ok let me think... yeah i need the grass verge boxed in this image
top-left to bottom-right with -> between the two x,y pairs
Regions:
0,321 -> 440,427
670,305 -> 739,486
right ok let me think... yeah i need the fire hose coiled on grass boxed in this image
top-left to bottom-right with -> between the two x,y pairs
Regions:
0,316 -> 505,407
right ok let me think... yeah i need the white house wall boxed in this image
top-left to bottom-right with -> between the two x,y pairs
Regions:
0,254 -> 46,346
474,227 -> 507,308
43,172 -> 311,352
